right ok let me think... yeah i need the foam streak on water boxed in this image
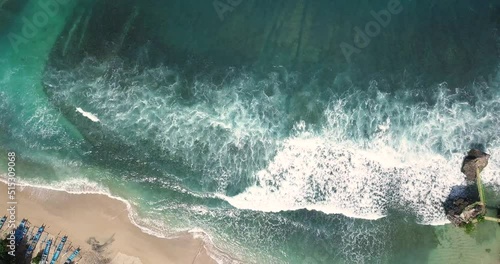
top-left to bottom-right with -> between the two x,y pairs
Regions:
44,58 -> 286,193
76,107 -> 100,122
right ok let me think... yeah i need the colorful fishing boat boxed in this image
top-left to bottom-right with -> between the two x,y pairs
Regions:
26,225 -> 45,257
64,247 -> 81,264
14,218 -> 28,244
50,236 -> 68,264
39,239 -> 52,264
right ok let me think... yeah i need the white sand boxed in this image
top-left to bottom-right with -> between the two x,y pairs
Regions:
0,183 -> 217,264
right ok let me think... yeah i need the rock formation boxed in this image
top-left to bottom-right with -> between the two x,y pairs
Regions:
446,149 -> 491,227
460,149 -> 490,181
446,199 -> 485,227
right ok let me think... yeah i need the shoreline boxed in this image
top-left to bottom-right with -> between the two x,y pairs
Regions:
0,181 -> 218,264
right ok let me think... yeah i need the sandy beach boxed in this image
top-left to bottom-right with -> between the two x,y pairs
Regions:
0,182 -> 217,264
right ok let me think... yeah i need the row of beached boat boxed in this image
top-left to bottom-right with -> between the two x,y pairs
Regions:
0,215 -> 81,263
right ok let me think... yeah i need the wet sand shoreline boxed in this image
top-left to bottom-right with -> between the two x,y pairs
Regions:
0,182 -> 217,264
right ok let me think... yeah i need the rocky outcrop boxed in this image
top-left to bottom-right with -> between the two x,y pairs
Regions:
461,149 -> 490,181
446,198 -> 484,227
446,149 -> 491,227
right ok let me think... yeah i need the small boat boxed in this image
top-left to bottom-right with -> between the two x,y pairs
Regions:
0,215 -> 6,230
50,236 -> 68,264
64,247 -> 81,264
26,225 -> 45,257
39,239 -> 53,264
14,219 -> 28,245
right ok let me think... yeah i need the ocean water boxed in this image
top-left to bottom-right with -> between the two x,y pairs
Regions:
1,0 -> 500,263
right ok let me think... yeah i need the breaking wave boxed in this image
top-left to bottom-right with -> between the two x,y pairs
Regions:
223,78 -> 500,224
43,57 -> 500,227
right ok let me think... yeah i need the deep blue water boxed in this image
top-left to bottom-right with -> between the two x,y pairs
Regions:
1,1 -> 500,263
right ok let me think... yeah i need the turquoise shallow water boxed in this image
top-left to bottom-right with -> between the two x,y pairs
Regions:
1,1 -> 500,263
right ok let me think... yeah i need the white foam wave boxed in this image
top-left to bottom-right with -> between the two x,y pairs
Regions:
44,58 -> 500,226
45,60 -> 285,192
222,135 -> 467,223
223,84 -> 500,224
76,107 -> 100,122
